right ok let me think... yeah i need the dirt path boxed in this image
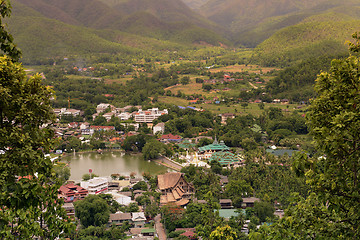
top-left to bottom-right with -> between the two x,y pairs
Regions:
248,82 -> 258,89
155,214 -> 167,240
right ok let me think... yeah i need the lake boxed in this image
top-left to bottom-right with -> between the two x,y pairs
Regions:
62,151 -> 169,181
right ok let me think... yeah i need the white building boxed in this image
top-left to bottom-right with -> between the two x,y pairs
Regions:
54,108 -> 81,117
118,112 -> 132,121
103,112 -> 116,121
131,212 -> 147,228
96,103 -> 115,113
153,122 -> 165,135
134,108 -> 168,123
107,191 -> 133,206
81,177 -> 109,195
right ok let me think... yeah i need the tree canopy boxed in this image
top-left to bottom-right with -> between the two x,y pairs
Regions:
255,33 -> 360,239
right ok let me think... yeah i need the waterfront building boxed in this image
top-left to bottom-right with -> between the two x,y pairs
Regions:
81,177 -> 109,194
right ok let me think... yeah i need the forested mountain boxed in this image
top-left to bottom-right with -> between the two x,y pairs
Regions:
199,0 -> 328,32
14,0 -> 224,36
8,0 -> 229,62
6,0 -> 360,66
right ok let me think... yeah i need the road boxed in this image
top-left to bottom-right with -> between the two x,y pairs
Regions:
155,214 -> 167,240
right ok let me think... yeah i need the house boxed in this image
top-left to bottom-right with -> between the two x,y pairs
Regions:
90,126 -> 115,131
221,113 -> 235,124
79,122 -> 90,130
129,228 -> 155,239
118,112 -> 132,121
58,183 -> 88,202
68,122 -> 79,129
107,190 -> 133,206
62,203 -> 75,220
220,199 -> 233,209
141,228 -> 155,237
131,212 -> 147,228
103,112 -> 116,121
157,172 -> 194,206
273,99 -> 281,104
159,134 -> 182,143
153,122 -> 165,135
54,108 -> 81,117
121,123 -> 140,131
96,103 -> 115,113
80,177 -> 108,194
109,212 -> 132,226
241,197 -> 260,208
281,99 -> 290,104
62,108 -> 81,116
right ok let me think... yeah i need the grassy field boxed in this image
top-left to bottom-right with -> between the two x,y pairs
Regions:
158,95 -> 307,116
209,64 -> 279,74
104,76 -> 133,84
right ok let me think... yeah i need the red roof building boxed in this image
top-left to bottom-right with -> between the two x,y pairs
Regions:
58,183 -> 88,203
159,134 -> 182,142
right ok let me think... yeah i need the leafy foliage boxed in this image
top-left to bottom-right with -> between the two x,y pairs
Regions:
0,56 -> 74,237
74,195 -> 110,228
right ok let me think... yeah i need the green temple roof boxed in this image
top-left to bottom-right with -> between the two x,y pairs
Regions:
198,139 -> 230,152
209,151 -> 241,166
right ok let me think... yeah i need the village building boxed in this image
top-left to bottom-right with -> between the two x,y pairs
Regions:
96,103 -> 115,113
62,202 -> 75,220
103,112 -> 116,121
241,197 -> 260,208
121,123 -> 140,131
80,177 -> 109,195
159,133 -> 182,143
153,122 -> 165,135
90,125 -> 115,131
131,212 -> 147,228
197,139 -> 230,160
107,190 -> 133,206
219,199 -> 233,209
118,112 -> 133,121
221,113 -> 235,124
54,108 -> 81,117
109,212 -> 132,226
134,108 -> 168,123
58,183 -> 88,203
157,172 -> 194,206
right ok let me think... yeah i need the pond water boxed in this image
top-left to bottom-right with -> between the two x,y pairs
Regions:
62,151 -> 169,181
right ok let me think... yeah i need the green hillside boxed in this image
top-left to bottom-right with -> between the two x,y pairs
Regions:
251,17 -> 360,66
200,0 -> 328,32
234,1 -> 360,47
12,0 -> 227,47
7,16 -> 138,63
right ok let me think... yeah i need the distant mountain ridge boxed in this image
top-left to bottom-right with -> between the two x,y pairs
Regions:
7,0 -> 360,66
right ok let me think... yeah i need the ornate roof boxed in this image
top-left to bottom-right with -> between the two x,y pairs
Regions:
198,139 -> 230,152
157,172 -> 183,190
209,151 -> 241,166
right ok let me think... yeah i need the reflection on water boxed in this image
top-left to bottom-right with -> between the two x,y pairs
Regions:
62,151 -> 169,181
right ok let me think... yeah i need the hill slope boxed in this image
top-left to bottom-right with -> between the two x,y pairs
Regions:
233,0 -> 360,47
200,0 -> 329,32
251,11 -> 360,66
